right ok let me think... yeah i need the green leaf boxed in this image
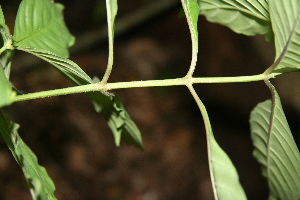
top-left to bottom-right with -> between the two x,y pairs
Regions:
17,47 -> 93,85
198,0 -> 272,38
187,85 -> 246,200
0,67 -> 14,108
249,87 -> 300,200
181,0 -> 199,76
0,5 -> 5,27
267,0 -> 300,73
209,133 -> 247,200
0,110 -> 57,200
17,47 -> 143,150
13,0 -> 75,58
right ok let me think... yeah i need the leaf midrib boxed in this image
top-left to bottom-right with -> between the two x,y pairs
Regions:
14,13 -> 60,45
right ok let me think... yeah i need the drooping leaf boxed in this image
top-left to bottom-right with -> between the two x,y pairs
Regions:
181,0 -> 199,75
17,47 -> 143,150
198,0 -> 272,39
13,0 -> 75,58
209,133 -> 247,200
0,110 -> 57,200
187,85 -> 246,200
250,87 -> 300,200
0,67 -> 14,108
267,0 -> 300,74
17,47 -> 92,85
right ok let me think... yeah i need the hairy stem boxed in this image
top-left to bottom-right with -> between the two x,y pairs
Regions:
12,74 -> 272,103
101,0 -> 117,84
12,83 -> 105,102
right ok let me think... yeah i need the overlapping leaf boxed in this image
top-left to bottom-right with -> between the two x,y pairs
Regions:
199,0 -> 272,38
17,47 -> 143,150
13,0 -> 74,58
268,0 -> 300,73
0,110 -> 57,200
250,89 -> 300,200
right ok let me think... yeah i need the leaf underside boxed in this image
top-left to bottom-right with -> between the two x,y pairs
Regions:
187,85 -> 246,200
250,90 -> 300,200
198,0 -> 272,38
209,133 -> 247,200
269,0 -> 300,74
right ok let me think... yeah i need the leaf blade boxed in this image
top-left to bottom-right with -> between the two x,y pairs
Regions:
0,110 -> 57,200
13,0 -> 74,58
0,5 -> 5,27
199,0 -> 271,37
0,67 -> 14,108
187,85 -> 246,200
250,87 -> 300,200
268,0 -> 300,73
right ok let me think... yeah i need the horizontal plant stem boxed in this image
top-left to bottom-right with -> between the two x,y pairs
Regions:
12,83 -> 105,102
12,74 -> 272,102
107,74 -> 269,89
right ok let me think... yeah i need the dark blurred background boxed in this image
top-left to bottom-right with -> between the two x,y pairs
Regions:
1,0 -> 300,199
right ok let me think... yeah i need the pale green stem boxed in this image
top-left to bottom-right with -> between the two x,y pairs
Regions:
13,83 -> 105,102
264,79 -> 277,193
12,74 -> 273,103
181,0 -> 199,77
101,0 -> 117,84
0,29 -> 13,54
186,83 -> 217,199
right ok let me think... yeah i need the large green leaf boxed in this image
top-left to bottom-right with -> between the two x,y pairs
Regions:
267,0 -> 300,74
0,67 -> 14,108
187,85 -> 246,200
17,47 -> 143,150
250,87 -> 300,200
199,0 -> 272,38
0,110 -> 57,200
13,0 -> 74,58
